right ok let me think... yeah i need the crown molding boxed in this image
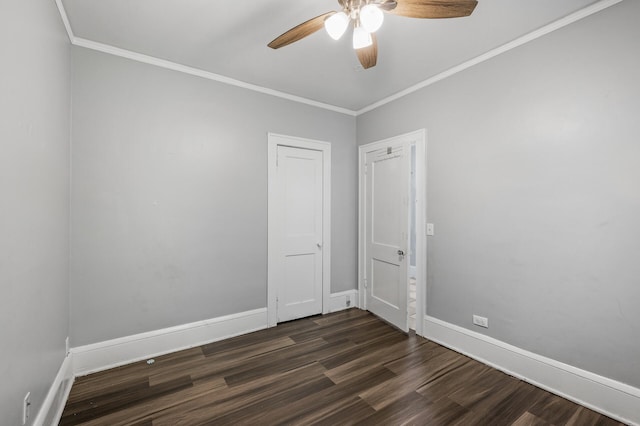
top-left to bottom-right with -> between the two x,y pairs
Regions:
54,0 -> 356,116
54,0 -> 74,43
72,37 -> 358,116
55,0 -> 623,118
356,0 -> 624,115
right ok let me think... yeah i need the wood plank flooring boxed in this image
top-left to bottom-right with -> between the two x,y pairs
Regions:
60,309 -> 626,425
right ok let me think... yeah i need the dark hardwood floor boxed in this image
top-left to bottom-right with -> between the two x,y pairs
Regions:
60,309 -> 626,425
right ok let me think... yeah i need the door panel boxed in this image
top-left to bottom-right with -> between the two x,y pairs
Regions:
276,146 -> 323,322
372,157 -> 402,247
365,144 -> 409,331
371,258 -> 400,307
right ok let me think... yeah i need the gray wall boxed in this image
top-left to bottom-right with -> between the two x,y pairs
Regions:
357,1 -> 640,388
70,48 -> 357,346
0,1 -> 71,425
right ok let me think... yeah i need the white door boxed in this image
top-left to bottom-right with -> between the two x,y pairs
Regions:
273,145 -> 324,322
364,142 -> 410,331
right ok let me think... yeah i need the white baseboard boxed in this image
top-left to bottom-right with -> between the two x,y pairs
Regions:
33,353 -> 74,426
424,315 -> 640,426
328,290 -> 358,313
72,308 -> 268,376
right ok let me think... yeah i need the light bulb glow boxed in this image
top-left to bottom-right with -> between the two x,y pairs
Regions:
324,12 -> 349,40
353,26 -> 372,49
360,4 -> 384,33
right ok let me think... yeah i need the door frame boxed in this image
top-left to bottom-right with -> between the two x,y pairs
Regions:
267,133 -> 331,327
358,129 -> 427,336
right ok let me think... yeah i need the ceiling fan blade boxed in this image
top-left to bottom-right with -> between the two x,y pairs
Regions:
387,0 -> 477,19
268,12 -> 336,49
356,34 -> 378,69
379,1 -> 398,11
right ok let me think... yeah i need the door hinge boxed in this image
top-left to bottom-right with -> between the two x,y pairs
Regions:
364,278 -> 368,289
364,163 -> 368,174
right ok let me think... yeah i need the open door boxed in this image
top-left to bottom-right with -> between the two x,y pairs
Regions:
363,140 -> 411,332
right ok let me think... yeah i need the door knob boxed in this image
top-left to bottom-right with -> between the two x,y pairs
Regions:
317,243 -> 322,249
397,249 -> 405,256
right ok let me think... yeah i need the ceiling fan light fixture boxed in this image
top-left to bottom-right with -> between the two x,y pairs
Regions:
324,11 -> 349,40
268,0 -> 479,69
360,4 -> 384,33
353,26 -> 372,50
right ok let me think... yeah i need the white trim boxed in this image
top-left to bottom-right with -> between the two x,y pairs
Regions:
423,315 -> 640,426
33,354 -> 74,426
71,37 -> 357,117
268,137 -> 278,327
328,290 -> 359,313
356,0 -> 624,115
54,0 -> 75,43
358,130 -> 427,336
72,308 -> 267,376
267,133 -> 332,327
358,156 -> 365,312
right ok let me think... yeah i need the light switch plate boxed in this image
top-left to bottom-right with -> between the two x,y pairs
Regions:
426,223 -> 434,236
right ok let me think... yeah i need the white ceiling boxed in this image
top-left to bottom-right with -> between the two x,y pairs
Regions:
61,0 -> 603,112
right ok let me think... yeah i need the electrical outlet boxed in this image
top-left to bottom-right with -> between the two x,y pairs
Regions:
65,336 -> 70,355
473,315 -> 489,328
346,298 -> 351,307
23,392 -> 31,424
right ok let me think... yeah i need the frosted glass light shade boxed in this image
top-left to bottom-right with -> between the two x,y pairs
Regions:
360,5 -> 384,33
325,12 -> 349,40
353,26 -> 372,49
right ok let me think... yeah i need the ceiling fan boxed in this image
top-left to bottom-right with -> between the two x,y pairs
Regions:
268,0 -> 478,69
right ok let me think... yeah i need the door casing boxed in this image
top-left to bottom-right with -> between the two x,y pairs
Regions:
358,129 -> 427,336
267,133 -> 331,327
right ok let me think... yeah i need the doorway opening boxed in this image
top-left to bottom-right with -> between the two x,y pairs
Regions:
409,144 -> 417,330
358,129 -> 426,336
